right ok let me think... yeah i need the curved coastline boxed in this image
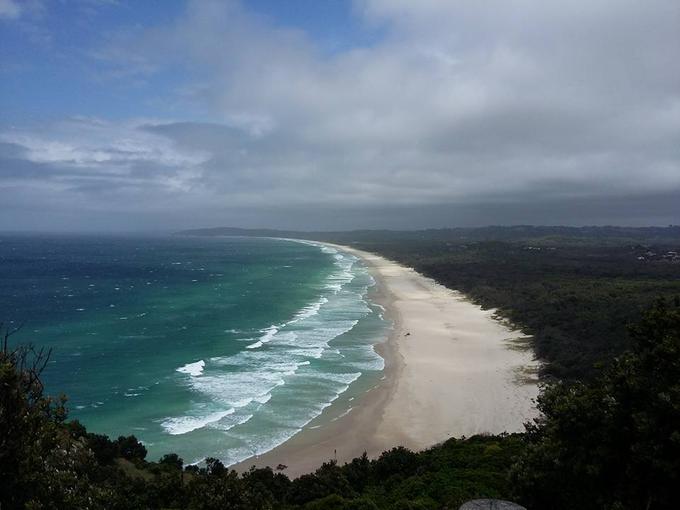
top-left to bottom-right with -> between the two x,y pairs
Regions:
233,242 -> 539,477
164,238 -> 384,466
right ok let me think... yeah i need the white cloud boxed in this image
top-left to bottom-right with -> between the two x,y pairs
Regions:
94,1 -> 680,197
0,117 -> 208,196
2,0 -> 679,229
2,117 -> 206,169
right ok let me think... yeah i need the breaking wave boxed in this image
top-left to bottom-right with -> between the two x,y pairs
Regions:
164,240 -> 388,465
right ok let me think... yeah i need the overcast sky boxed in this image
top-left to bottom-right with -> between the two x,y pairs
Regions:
1,0 -> 678,231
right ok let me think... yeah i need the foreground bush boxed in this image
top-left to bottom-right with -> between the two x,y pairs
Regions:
511,299 -> 680,510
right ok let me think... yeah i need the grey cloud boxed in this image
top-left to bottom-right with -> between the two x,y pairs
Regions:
1,0 -> 679,230
0,141 -> 28,159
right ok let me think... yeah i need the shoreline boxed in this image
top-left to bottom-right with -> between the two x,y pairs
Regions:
233,242 -> 539,478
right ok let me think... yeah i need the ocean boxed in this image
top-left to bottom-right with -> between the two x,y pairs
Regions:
0,234 -> 388,465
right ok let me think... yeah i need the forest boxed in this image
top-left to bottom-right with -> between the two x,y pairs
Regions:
334,235 -> 680,380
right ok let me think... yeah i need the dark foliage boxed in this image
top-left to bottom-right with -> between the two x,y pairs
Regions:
511,299 -> 680,509
337,237 -> 680,381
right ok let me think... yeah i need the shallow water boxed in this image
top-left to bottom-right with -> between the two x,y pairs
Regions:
0,234 -> 388,465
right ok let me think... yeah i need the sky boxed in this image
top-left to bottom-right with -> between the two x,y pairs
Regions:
1,0 -> 679,232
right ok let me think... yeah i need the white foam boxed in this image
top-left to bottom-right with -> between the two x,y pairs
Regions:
245,340 -> 263,349
257,391 -> 274,404
343,345 -> 386,371
259,325 -> 279,343
209,413 -> 255,432
289,297 -> 328,324
161,408 -> 235,435
333,406 -> 354,421
177,360 -> 205,377
185,357 -> 298,410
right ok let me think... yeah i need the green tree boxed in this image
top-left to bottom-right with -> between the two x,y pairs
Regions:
0,329 -> 107,509
159,453 -> 184,470
115,434 -> 147,463
511,298 -> 680,510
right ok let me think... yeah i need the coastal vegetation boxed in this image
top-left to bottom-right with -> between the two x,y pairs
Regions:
3,298 -> 679,509
316,227 -> 680,381
353,240 -> 680,381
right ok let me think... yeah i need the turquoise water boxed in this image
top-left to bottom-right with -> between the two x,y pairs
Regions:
0,234 -> 388,465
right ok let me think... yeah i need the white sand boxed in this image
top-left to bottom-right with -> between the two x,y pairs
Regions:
234,243 -> 539,477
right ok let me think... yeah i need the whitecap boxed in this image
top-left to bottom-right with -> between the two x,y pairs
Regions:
177,360 -> 205,377
258,324 -> 279,343
288,297 -> 328,324
161,408 -> 235,435
209,413 -> 255,432
254,393 -> 272,404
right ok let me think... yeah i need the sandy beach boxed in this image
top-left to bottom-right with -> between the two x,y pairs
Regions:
234,243 -> 539,477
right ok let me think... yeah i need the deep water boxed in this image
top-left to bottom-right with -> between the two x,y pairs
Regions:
0,234 -> 388,465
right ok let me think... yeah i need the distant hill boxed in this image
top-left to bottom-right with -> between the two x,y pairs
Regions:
177,225 -> 680,246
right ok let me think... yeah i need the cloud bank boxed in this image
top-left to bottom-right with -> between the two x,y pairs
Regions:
1,0 -> 679,230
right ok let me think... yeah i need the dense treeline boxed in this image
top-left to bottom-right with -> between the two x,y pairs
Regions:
3,300 -> 680,509
340,239 -> 680,380
511,299 -> 680,509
